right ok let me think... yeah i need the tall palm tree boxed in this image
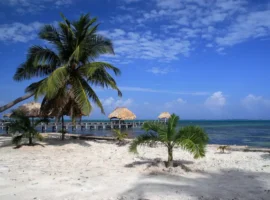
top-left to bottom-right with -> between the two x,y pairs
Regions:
0,13 -> 121,115
8,110 -> 49,146
129,114 -> 209,167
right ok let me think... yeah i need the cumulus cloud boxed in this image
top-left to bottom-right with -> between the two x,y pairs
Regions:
165,98 -> 187,108
0,22 -> 44,42
101,97 -> 133,108
242,94 -> 270,110
205,91 -> 226,108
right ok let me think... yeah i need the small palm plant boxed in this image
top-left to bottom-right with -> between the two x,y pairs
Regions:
113,129 -> 128,145
217,145 -> 229,153
8,110 -> 49,146
129,114 -> 209,167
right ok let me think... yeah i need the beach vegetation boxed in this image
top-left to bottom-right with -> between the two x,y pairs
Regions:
113,129 -> 128,145
129,114 -> 209,167
8,110 -> 49,146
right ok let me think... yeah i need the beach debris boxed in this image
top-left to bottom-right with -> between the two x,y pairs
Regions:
217,145 -> 230,153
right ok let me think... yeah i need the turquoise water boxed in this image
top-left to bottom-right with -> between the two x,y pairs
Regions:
1,120 -> 270,148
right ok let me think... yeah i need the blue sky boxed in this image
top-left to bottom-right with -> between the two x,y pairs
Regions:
0,0 -> 270,119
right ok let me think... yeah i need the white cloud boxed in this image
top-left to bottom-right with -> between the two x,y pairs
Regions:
146,67 -> 172,75
101,29 -> 191,61
242,94 -> 270,110
101,97 -> 133,108
120,86 -> 209,96
205,91 -> 226,108
165,97 -> 186,108
0,22 -> 44,42
1,0 -> 73,14
116,0 -> 270,55
216,10 -> 270,46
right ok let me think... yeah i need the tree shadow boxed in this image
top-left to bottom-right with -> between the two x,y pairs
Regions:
119,169 -> 270,200
261,153 -> 270,160
125,157 -> 193,171
43,138 -> 91,147
12,143 -> 45,149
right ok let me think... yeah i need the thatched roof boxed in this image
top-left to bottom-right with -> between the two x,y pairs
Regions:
3,113 -> 12,118
108,107 -> 136,120
17,102 -> 41,117
158,112 -> 171,119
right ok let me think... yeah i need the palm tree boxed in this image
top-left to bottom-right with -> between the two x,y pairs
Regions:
113,129 -> 128,145
8,110 -> 49,146
0,13 -> 121,115
129,114 -> 209,167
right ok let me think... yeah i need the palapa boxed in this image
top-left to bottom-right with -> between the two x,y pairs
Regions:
108,107 -> 136,120
17,102 -> 41,117
3,113 -> 12,118
158,112 -> 171,119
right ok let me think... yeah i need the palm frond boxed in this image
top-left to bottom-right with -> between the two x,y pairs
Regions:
166,113 -> 179,141
39,25 -> 62,49
142,121 -> 168,143
28,46 -> 60,66
176,126 -> 209,159
129,133 -> 159,154
76,76 -> 104,114
12,135 -> 23,146
70,76 -> 92,115
35,66 -> 68,99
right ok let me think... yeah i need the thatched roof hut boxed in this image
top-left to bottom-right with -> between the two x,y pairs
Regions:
17,102 -> 41,117
108,107 -> 136,120
158,112 -> 171,119
3,113 -> 12,118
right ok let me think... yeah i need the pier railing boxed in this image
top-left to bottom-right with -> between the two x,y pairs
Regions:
0,121 -> 145,133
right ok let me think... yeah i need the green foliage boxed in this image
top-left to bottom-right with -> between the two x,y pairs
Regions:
13,13 -> 121,120
113,129 -> 128,142
129,114 -> 209,167
8,110 -> 48,146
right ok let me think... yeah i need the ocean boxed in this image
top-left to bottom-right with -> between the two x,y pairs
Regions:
1,120 -> 270,148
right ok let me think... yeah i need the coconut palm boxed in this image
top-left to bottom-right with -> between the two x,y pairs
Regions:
129,114 -> 209,167
0,13 -> 121,115
8,110 -> 49,146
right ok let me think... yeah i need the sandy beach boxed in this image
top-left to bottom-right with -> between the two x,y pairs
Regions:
0,138 -> 269,200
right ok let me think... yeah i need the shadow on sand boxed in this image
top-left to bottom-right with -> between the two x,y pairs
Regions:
125,157 -> 194,172
43,138 -> 91,147
118,169 -> 270,200
261,153 -> 270,160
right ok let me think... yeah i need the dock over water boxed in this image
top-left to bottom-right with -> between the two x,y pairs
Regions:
0,121 -> 145,133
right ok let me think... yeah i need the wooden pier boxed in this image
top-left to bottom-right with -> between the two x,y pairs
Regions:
0,121 -> 144,133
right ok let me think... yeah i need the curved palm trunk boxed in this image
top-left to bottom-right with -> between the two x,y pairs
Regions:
167,145 -> 173,167
0,93 -> 34,113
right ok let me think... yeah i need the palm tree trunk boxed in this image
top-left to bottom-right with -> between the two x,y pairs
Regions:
0,93 -> 34,113
167,146 -> 173,167
61,115 -> 65,140
29,133 -> 33,145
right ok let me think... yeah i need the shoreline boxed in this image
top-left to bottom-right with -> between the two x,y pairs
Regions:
1,133 -> 270,152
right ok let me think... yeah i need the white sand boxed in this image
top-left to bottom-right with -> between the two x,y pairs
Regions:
0,138 -> 269,200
